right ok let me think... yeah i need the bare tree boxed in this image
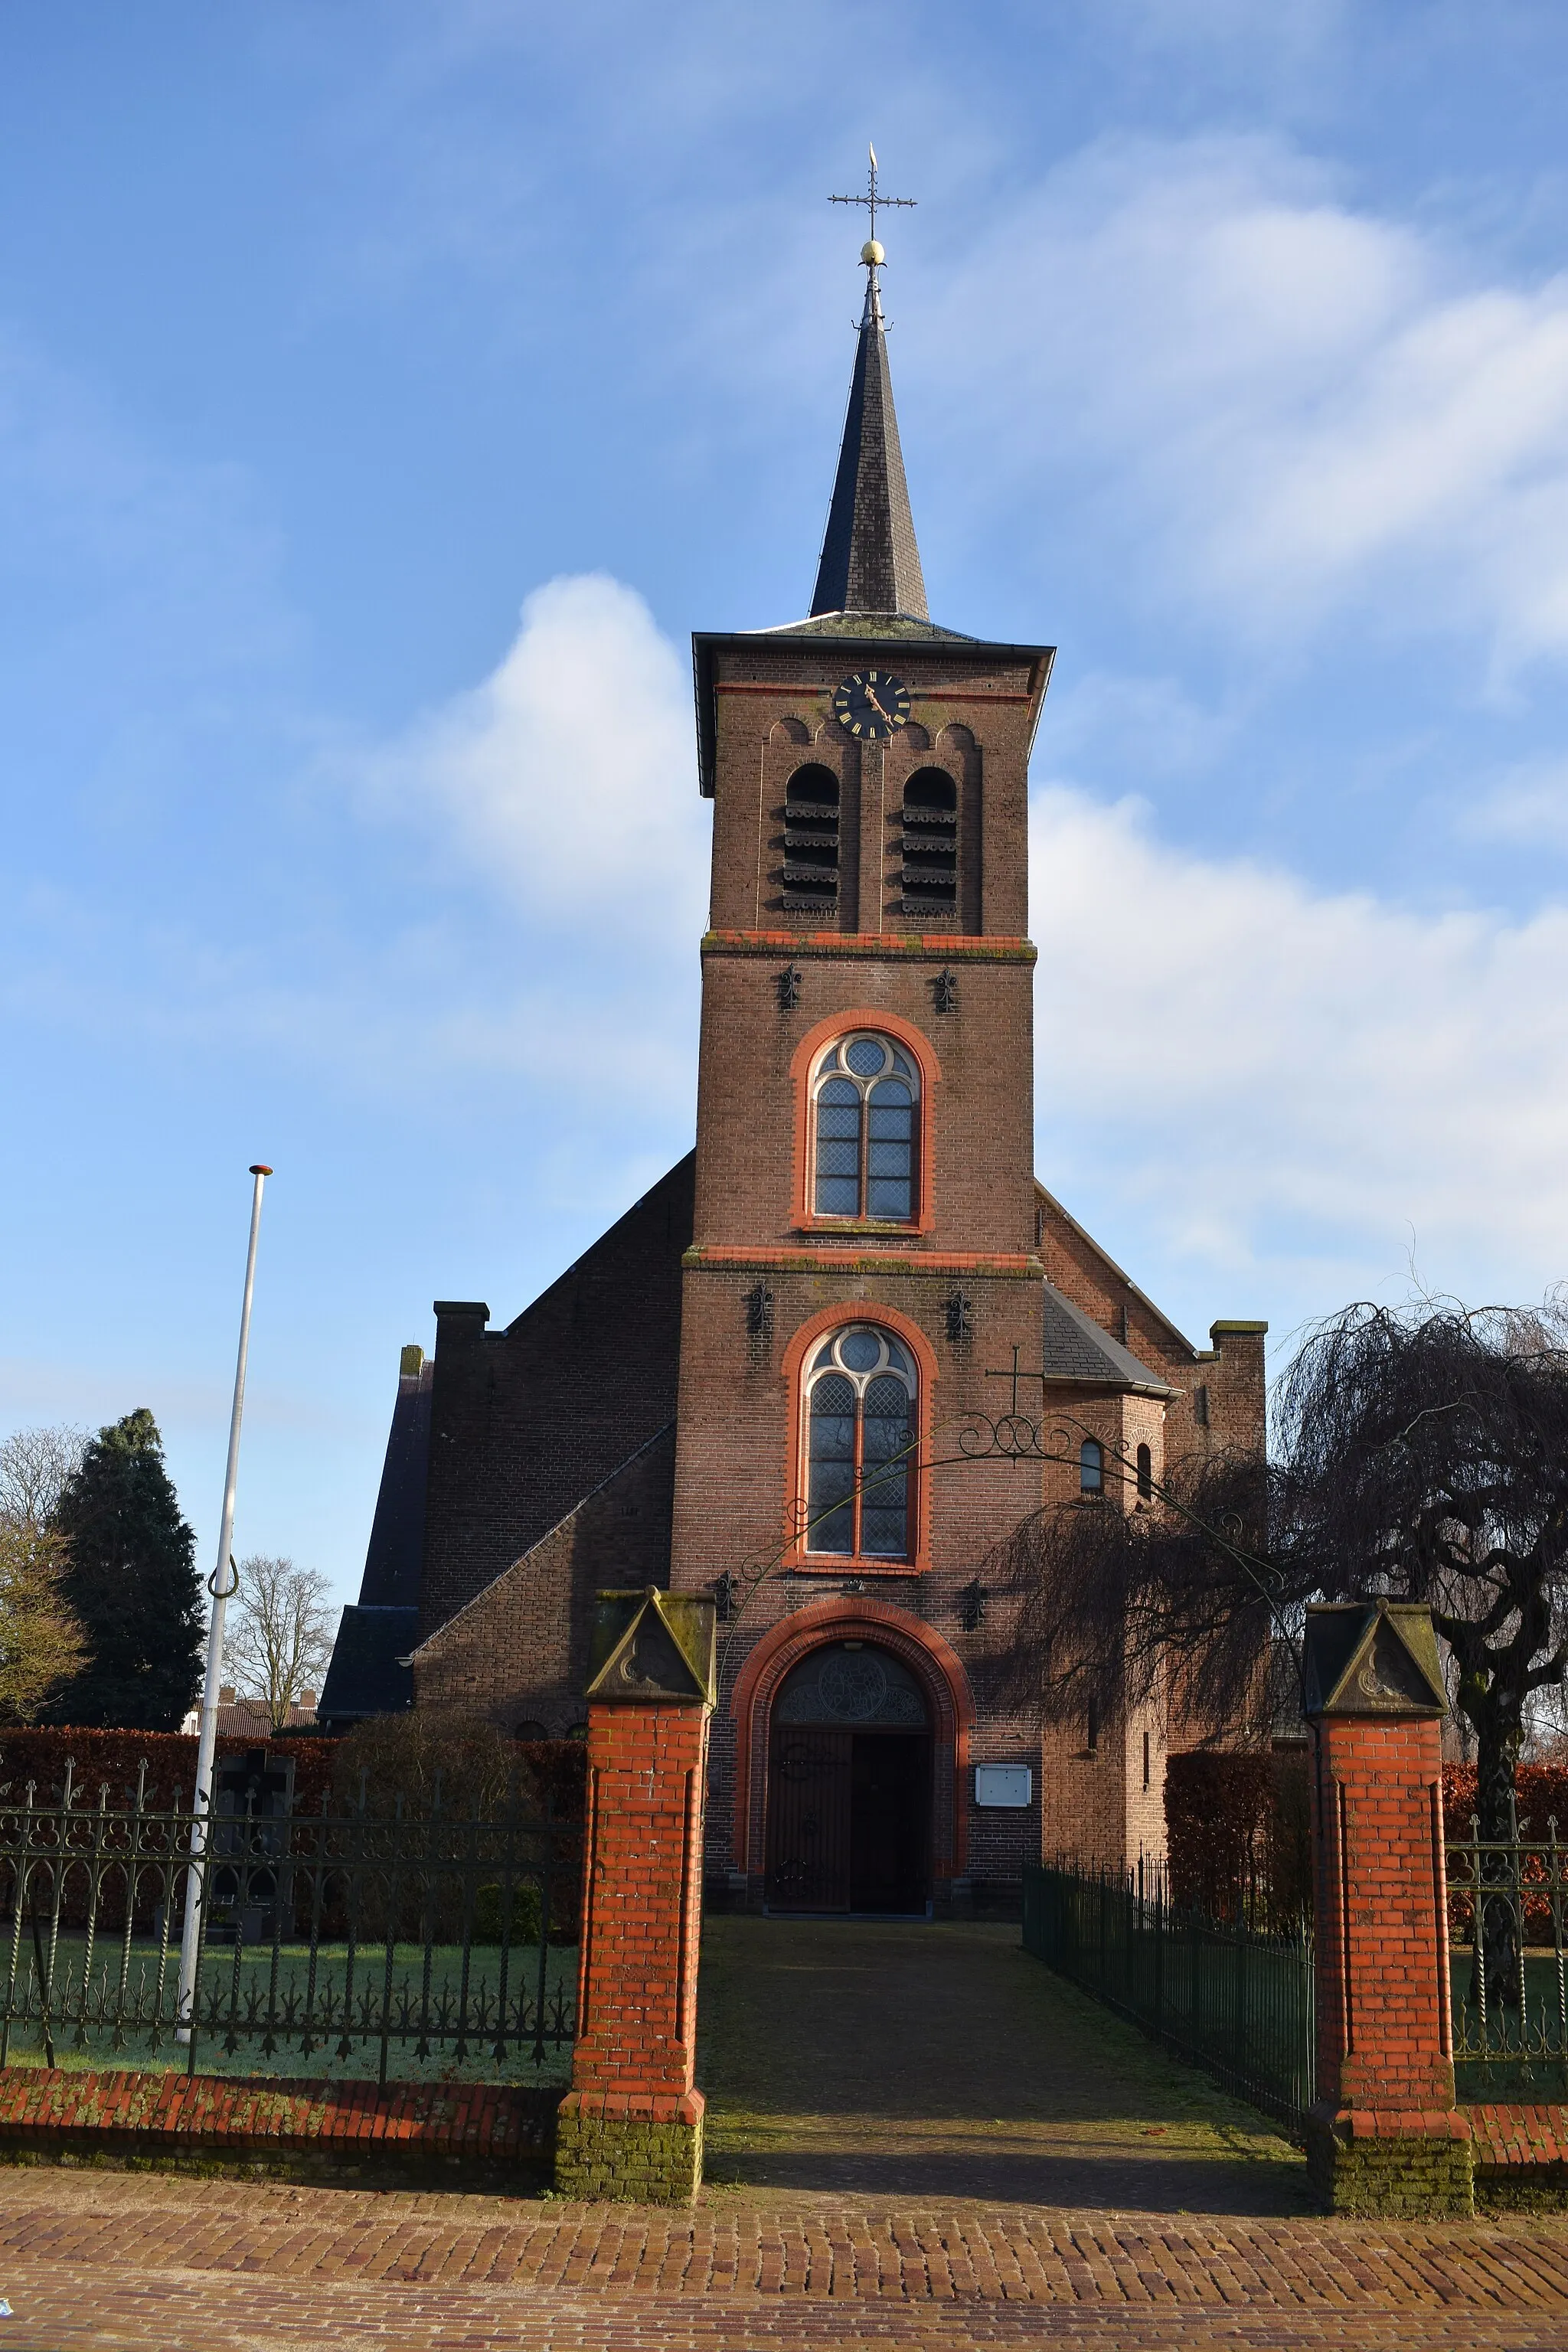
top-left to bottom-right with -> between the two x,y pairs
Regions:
0,1426 -> 87,1532
224,1555 -> 335,1733
987,1296 -> 1568,1854
0,1426 -> 89,1723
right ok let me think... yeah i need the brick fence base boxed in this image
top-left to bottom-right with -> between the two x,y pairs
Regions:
0,2068 -> 557,2187
1306,2103 -> 1475,2218
1468,2103 -> 1568,2210
554,2087 -> 704,2204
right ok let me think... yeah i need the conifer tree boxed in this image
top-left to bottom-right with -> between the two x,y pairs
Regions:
45,1409 -> 204,1730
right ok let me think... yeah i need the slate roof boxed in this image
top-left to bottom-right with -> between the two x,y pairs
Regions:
810,273 -> 928,620
358,1354 -> 433,1609
315,1606 -> 417,1730
755,612 -> 975,642
1040,1282 -> 1179,1398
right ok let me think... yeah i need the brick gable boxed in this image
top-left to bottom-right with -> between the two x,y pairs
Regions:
417,1154 -> 693,1644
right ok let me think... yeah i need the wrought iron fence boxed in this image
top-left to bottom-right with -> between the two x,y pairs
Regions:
1022,1861 -> 1315,2135
1447,1797 -> 1568,2097
0,1757 -> 581,2085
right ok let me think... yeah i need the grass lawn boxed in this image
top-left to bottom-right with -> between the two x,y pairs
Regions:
0,1937 -> 577,2086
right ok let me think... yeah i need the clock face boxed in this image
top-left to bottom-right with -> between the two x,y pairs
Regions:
832,668 -> 912,741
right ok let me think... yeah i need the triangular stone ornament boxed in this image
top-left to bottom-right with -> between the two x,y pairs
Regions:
1303,1601 -> 1447,1719
586,1588 -> 717,1707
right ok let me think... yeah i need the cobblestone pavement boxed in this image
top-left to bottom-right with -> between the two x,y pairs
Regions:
2,1919 -> 1567,2347
5,2171 -> 1568,2349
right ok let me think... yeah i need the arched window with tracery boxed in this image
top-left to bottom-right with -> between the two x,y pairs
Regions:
812,1033 -> 919,1221
805,1325 -> 916,1559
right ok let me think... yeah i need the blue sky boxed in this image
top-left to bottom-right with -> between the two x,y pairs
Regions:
7,2 -> 1568,1605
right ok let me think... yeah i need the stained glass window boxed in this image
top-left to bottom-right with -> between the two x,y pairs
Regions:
811,1034 -> 919,1222
805,1326 -> 916,1560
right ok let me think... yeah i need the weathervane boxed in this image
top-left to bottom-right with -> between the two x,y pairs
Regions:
829,142 -> 916,279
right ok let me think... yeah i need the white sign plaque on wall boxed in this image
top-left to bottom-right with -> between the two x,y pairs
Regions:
974,1764 -> 1033,1808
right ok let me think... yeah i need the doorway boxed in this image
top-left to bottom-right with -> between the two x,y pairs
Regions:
764,1642 -> 933,1914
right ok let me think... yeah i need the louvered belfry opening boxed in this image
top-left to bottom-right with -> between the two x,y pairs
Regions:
781,763 -> 841,912
900,766 -> 958,917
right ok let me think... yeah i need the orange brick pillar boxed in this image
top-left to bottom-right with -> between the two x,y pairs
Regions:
1303,1601 -> 1472,2216
555,1587 -> 715,2204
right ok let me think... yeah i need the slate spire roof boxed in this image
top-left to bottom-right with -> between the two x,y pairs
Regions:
810,261 -> 929,621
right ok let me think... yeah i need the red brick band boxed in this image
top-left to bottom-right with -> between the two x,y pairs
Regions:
0,2068 -> 550,2164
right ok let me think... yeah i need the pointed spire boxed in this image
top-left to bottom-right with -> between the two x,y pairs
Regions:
812,158 -> 927,620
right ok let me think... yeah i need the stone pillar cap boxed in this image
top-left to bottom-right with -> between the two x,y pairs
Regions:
1303,1600 -> 1447,1719
586,1588 -> 717,1707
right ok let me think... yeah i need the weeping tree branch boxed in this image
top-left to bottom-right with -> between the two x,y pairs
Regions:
983,1445 -> 1287,1743
982,1295 -> 1568,1852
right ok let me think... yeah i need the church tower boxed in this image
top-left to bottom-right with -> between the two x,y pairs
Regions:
672,206 -> 1058,1913
356,172 -> 1267,1908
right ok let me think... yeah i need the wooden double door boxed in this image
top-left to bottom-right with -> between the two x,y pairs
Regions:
765,1726 -> 932,1914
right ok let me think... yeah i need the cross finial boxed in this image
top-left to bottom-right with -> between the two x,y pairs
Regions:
828,142 -> 916,282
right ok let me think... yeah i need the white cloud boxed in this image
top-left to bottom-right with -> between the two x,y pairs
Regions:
367,573 -> 709,947
937,138 -> 1568,667
322,572 -> 711,1158
1032,780 -> 1568,1312
3,574 -> 710,1152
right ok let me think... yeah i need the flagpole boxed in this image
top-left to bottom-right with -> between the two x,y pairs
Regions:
176,1162 -> 272,2040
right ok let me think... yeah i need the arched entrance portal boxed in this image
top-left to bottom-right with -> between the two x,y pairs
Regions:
764,1642 -> 932,1914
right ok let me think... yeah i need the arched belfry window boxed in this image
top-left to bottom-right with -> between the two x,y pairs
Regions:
901,768 -> 959,916
782,764 -> 840,912
805,1325 -> 916,1560
812,1034 -> 919,1221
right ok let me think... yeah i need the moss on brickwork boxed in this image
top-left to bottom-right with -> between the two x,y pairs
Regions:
1474,2164 -> 1568,2213
1305,2115 -> 1474,2218
554,2108 -> 703,2206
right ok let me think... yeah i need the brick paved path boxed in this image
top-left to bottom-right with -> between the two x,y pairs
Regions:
5,2171 -> 1568,2349
697,1918 -> 1306,2210
1,1918 -> 1566,2347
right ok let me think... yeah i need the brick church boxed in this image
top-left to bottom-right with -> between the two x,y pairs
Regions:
319,220 -> 1266,1912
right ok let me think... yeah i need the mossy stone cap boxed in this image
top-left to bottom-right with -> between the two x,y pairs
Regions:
586,1588 -> 717,1706
1302,1601 -> 1447,1718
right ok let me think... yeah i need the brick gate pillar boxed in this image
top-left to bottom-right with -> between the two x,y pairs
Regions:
555,1587 -> 716,2204
1303,1600 -> 1472,2216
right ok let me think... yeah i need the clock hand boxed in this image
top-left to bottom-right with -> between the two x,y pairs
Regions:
864,685 -> 892,721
